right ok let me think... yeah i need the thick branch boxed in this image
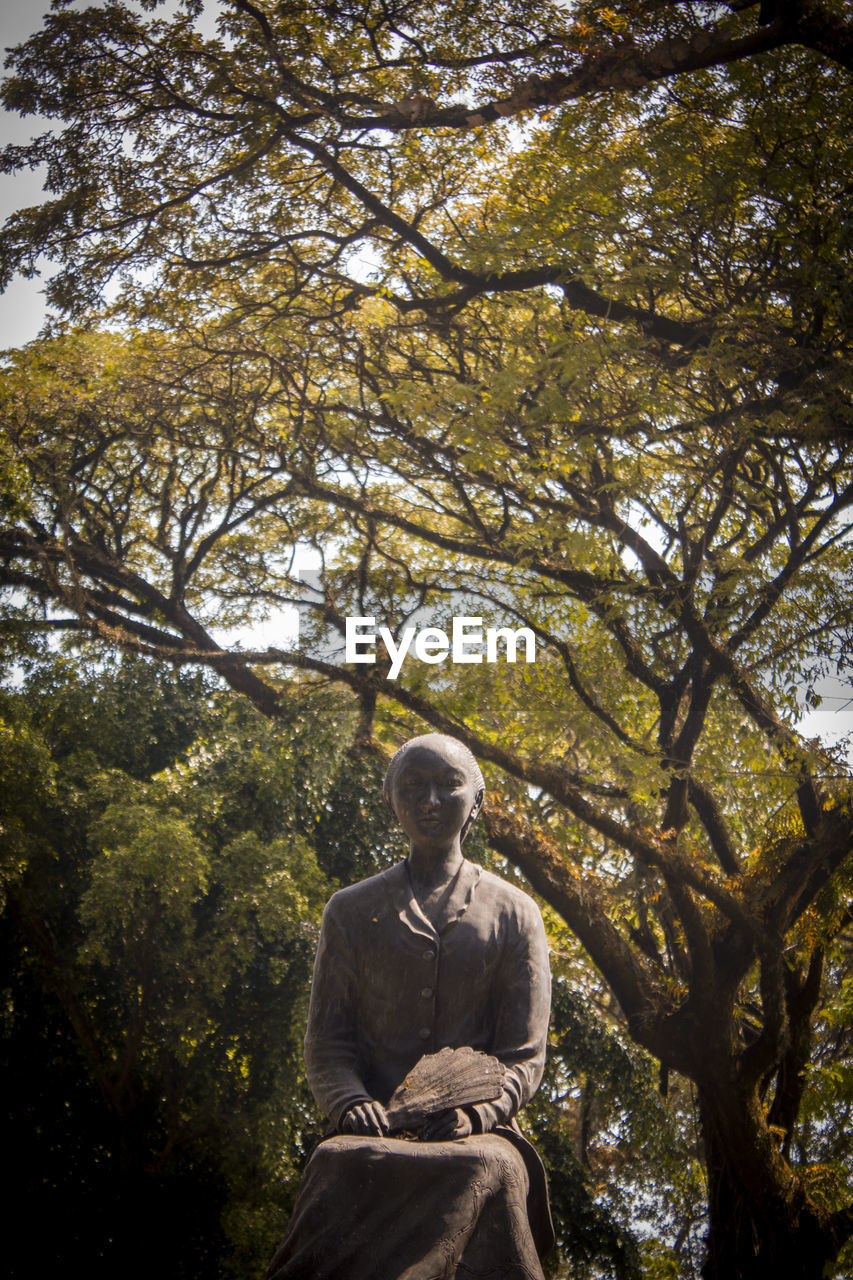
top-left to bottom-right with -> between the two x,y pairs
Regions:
766,947 -> 824,1153
688,774 -> 742,875
341,23 -> 794,131
484,804 -> 667,1041
763,804 -> 853,933
739,937 -> 788,1086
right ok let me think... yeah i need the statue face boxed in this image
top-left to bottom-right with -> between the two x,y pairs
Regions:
389,740 -> 481,852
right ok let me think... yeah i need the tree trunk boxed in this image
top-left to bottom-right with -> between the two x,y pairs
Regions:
699,1087 -> 835,1280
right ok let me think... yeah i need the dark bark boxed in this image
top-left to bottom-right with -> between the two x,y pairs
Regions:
699,1084 -> 838,1280
767,949 -> 824,1154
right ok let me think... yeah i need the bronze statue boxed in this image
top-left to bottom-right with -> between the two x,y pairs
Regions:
266,733 -> 553,1279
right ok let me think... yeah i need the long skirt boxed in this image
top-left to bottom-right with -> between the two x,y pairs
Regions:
265,1131 -> 550,1280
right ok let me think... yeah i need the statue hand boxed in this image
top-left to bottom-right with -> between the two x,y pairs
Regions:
341,1100 -> 389,1136
421,1107 -> 473,1141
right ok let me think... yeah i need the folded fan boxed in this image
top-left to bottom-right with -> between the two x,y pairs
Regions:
386,1046 -> 505,1130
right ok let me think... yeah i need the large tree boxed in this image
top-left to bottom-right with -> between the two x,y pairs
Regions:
2,3 -> 853,1277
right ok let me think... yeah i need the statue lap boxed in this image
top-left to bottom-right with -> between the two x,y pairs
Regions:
265,1132 -> 546,1280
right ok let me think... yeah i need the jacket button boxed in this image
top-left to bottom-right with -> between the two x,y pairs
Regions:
423,950 -> 435,960
420,987 -> 433,998
419,1027 -> 431,1040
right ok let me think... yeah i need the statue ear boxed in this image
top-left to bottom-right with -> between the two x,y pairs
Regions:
461,787 -> 484,842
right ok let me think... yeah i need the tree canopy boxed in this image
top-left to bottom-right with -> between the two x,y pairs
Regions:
2,3 -> 853,1277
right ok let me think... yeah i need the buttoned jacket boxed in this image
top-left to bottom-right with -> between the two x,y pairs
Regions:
304,858 -> 551,1130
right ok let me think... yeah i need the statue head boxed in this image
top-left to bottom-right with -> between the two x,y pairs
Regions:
384,734 -> 485,844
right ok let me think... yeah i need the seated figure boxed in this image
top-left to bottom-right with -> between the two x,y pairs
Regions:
266,733 -> 553,1280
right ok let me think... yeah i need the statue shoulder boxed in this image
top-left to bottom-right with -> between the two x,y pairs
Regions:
322,862 -> 403,921
475,866 -> 544,927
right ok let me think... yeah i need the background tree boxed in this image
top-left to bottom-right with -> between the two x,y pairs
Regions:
2,3 -> 853,1277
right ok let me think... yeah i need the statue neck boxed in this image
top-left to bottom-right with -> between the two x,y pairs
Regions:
406,845 -> 464,901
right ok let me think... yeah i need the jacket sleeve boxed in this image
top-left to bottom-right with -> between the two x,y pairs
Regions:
303,894 -> 373,1128
472,893 -> 551,1132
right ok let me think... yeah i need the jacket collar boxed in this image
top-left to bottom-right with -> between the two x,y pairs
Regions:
382,857 -> 481,939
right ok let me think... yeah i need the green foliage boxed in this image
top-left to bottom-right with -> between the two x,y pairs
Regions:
0,652 -> 367,1277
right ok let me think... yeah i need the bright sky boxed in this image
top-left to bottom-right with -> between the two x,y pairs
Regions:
0,0 -> 53,347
